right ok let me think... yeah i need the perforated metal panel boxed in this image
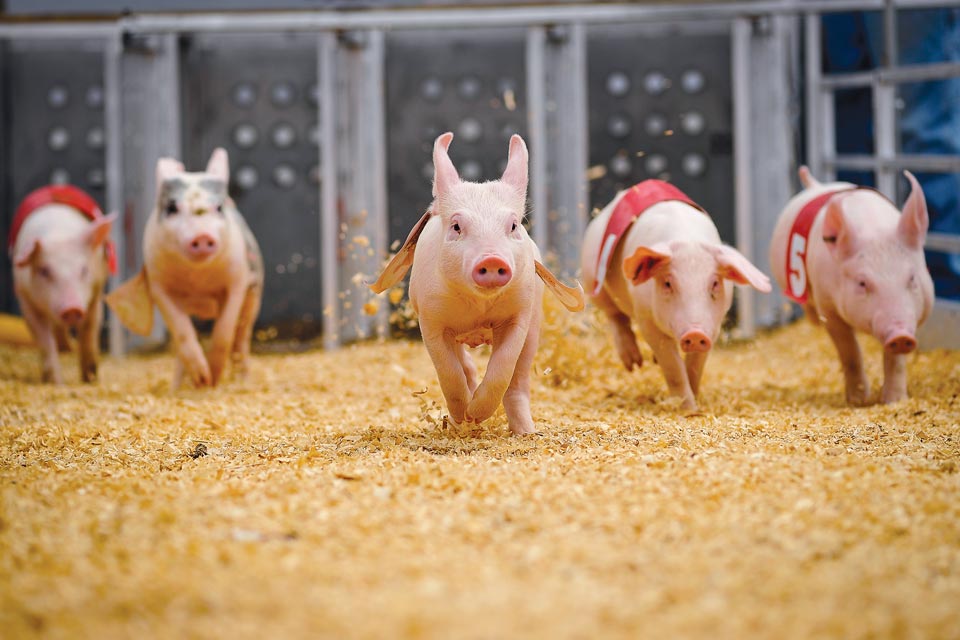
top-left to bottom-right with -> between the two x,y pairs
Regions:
0,38 -> 107,315
384,28 -> 528,247
179,32 -> 321,340
586,23 -> 735,243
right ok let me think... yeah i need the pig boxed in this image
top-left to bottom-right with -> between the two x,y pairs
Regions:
769,166 -> 934,405
106,148 -> 264,388
10,186 -> 117,384
369,132 -> 584,435
581,180 -> 772,411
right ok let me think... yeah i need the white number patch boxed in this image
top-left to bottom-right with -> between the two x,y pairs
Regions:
787,233 -> 807,299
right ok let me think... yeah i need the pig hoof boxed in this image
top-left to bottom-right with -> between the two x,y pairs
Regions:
82,365 -> 98,383
509,421 -> 537,436
880,389 -> 908,404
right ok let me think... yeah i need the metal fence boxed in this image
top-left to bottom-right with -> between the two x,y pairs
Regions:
0,0 -> 957,353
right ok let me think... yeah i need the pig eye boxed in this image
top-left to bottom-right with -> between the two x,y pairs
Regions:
37,265 -> 52,280
216,202 -> 224,214
663,279 -> 673,292
710,278 -> 720,300
908,274 -> 916,288
452,222 -> 461,234
511,222 -> 518,232
165,200 -> 179,215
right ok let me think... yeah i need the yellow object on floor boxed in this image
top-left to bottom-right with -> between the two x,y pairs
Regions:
0,313 -> 33,346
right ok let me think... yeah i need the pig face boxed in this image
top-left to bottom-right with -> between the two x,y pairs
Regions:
820,173 -> 934,353
14,215 -> 115,326
431,133 -> 532,296
624,241 -> 771,352
153,150 -> 231,263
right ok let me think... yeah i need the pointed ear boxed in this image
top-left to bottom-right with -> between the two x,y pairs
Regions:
798,165 -> 820,189
206,147 -> 230,183
899,170 -> 929,250
156,158 -> 185,192
14,239 -> 41,267
105,268 -> 154,336
432,132 -> 459,198
534,261 -> 584,311
501,134 -> 528,199
710,245 -> 772,292
622,244 -> 672,285
822,195 -> 858,260
87,212 -> 118,248
368,211 -> 432,294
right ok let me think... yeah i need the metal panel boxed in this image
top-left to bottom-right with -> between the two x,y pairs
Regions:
179,32 -> 322,341
586,22 -> 735,245
383,28 -> 528,250
0,38 -> 108,316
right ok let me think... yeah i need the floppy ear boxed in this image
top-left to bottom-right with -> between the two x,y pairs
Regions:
898,170 -> 929,250
206,147 -> 230,183
368,211 -> 432,294
87,212 -> 118,248
14,239 -> 41,267
710,245 -> 772,292
156,158 -> 185,192
432,132 -> 459,198
534,261 -> 584,312
104,268 -> 154,336
822,195 -> 858,260
622,244 -> 672,285
501,134 -> 528,200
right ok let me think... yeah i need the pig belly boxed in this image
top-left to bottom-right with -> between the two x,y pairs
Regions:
456,327 -> 493,348
174,294 -> 221,320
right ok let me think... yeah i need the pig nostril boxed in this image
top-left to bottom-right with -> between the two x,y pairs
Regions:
479,268 -> 487,275
498,268 -> 506,275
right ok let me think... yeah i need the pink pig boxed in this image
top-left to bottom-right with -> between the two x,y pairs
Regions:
769,166 -> 934,405
581,182 -> 772,411
369,133 -> 583,435
10,186 -> 116,384
107,149 -> 264,388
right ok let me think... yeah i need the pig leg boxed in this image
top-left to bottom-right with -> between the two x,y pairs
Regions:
77,290 -> 103,383
151,286 -> 211,388
880,351 -> 908,404
19,297 -> 62,384
456,344 -> 480,395
208,284 -> 248,386
467,318 -> 530,424
592,289 -> 642,371
502,307 -> 541,435
823,314 -> 870,405
638,317 -> 696,410
230,285 -> 261,379
420,318 -> 471,425
684,350 -> 710,398
54,325 -> 72,352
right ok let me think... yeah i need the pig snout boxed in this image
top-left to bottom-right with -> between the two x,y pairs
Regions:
472,255 -> 513,289
679,329 -> 712,353
59,306 -> 85,327
185,234 -> 218,260
884,331 -> 917,355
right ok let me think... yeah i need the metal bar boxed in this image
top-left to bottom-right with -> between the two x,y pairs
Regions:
109,1 -> 960,34
0,23 -> 119,38
525,26 -> 548,254
826,153 -> 960,172
367,29 -> 389,340
821,62 -> 960,89
883,0 -> 899,68
804,12 -> 825,181
104,30 -> 125,357
926,232 -> 960,254
732,17 -> 756,337
873,81 -> 898,198
318,32 -> 339,350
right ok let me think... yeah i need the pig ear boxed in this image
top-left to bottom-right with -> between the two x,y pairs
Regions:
13,239 -> 41,267
798,165 -> 820,189
368,210 -> 432,294
432,132 -> 459,198
105,268 -> 154,337
500,134 -> 528,200
206,147 -> 230,183
710,245 -> 772,292
622,244 -> 672,285
87,212 -> 118,248
822,196 -> 858,260
534,261 -> 584,312
156,157 -> 185,190
899,171 -> 929,250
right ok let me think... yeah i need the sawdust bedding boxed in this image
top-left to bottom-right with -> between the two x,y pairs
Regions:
1,302 -> 958,639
